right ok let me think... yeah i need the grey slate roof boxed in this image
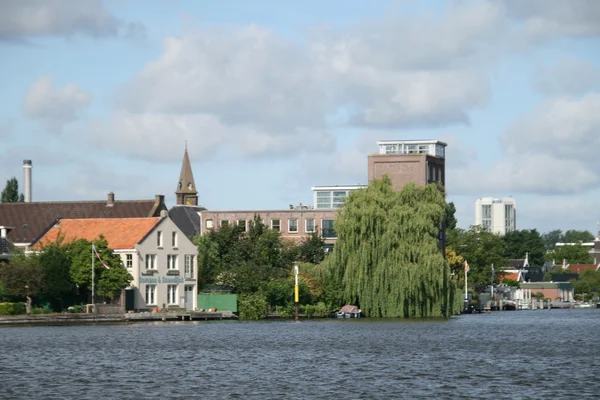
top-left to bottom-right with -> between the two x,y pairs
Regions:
169,205 -> 205,239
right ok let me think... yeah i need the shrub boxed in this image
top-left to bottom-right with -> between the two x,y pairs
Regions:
238,292 -> 268,320
303,302 -> 330,318
0,302 -> 26,315
67,305 -> 84,313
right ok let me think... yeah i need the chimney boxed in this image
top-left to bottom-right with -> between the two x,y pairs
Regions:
155,194 -> 165,206
107,192 -> 115,207
22,160 -> 32,202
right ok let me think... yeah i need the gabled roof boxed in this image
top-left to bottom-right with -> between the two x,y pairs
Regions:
567,264 -> 600,273
0,195 -> 166,244
32,217 -> 161,250
501,272 -> 522,283
169,206 -> 205,239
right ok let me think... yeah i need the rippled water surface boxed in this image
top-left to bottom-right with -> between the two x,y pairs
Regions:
1,309 -> 599,399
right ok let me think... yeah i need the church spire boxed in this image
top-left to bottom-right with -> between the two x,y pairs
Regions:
176,145 -> 198,206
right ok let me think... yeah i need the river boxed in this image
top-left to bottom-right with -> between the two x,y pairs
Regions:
1,309 -> 599,399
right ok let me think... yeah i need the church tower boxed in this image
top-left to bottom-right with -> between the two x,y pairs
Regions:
176,145 -> 198,206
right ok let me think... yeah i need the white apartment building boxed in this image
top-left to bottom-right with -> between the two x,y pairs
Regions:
475,197 -> 516,235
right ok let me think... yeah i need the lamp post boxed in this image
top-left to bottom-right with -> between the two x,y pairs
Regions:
294,264 -> 299,321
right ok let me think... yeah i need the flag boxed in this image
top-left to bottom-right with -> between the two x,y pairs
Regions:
93,245 -> 111,269
464,260 -> 469,273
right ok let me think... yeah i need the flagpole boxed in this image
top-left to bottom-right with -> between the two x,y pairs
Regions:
91,243 -> 95,308
464,260 -> 468,304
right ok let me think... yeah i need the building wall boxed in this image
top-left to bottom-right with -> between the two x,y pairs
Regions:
368,154 -> 445,190
199,209 -> 337,243
474,197 -> 517,235
135,217 -> 198,311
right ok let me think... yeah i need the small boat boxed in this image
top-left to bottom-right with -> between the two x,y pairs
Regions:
573,302 -> 592,309
336,305 -> 361,318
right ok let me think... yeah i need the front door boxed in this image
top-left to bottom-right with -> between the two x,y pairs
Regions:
184,285 -> 194,310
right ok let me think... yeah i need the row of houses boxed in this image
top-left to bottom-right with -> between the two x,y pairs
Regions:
0,139 -> 449,312
495,256 -> 600,307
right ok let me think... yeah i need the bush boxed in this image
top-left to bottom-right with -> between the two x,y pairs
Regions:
238,292 -> 268,320
31,304 -> 53,314
0,302 -> 26,315
67,305 -> 84,313
302,302 -> 330,318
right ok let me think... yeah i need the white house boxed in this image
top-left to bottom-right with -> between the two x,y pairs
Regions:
33,212 -> 198,311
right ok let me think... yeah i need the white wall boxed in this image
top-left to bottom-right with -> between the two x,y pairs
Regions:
135,216 -> 198,311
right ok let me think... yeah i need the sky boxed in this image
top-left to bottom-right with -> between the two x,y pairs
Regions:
1,0 -> 600,235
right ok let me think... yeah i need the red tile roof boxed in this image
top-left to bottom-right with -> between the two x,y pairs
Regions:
567,264 -> 599,273
0,196 -> 166,243
32,218 -> 161,250
501,272 -> 521,282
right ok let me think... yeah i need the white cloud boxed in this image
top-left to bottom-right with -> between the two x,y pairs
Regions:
450,94 -> 600,196
502,0 -> 600,39
0,0 -> 144,41
501,94 -> 600,163
23,75 -> 92,133
533,58 -> 600,96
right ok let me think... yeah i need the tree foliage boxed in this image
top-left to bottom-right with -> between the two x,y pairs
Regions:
68,236 -> 132,301
296,231 -> 326,264
445,202 -> 457,231
196,216 -> 297,294
502,229 -> 546,266
447,225 -> 507,293
38,241 -> 75,304
571,270 -> 600,301
324,177 -> 460,318
563,230 -> 595,244
1,177 -> 24,203
0,252 -> 42,313
546,244 -> 594,265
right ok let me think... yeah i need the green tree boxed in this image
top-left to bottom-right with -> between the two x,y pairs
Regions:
503,229 -> 546,266
196,215 -> 297,294
447,225 -> 507,293
38,241 -> 75,310
546,244 -> 594,265
445,202 -> 457,231
297,231 -> 326,264
1,177 -> 24,203
571,270 -> 600,301
0,252 -> 42,313
324,177 -> 460,318
68,237 -> 133,302
541,229 -> 563,251
563,230 -> 595,243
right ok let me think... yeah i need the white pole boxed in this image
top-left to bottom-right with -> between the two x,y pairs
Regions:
491,263 -> 494,298
464,262 -> 468,301
92,243 -> 95,307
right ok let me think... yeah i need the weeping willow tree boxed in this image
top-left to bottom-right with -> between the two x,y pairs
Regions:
324,175 -> 461,318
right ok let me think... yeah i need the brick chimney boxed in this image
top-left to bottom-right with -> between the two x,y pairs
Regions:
107,192 -> 115,207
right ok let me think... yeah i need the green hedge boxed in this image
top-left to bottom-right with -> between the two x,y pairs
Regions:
0,302 -> 27,315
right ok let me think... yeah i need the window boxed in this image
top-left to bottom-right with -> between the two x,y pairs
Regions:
145,285 -> 156,305
482,204 -> 492,232
238,220 -> 247,231
332,191 -> 347,208
157,231 -> 163,247
322,219 -> 336,238
271,219 -> 281,231
305,218 -> 315,233
316,191 -> 332,209
505,204 -> 515,233
220,220 -> 229,228
206,219 -> 214,229
184,255 -> 195,279
167,254 -> 178,270
167,285 -> 177,305
126,254 -> 133,269
172,232 -> 177,248
288,218 -> 298,233
145,254 -> 157,270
